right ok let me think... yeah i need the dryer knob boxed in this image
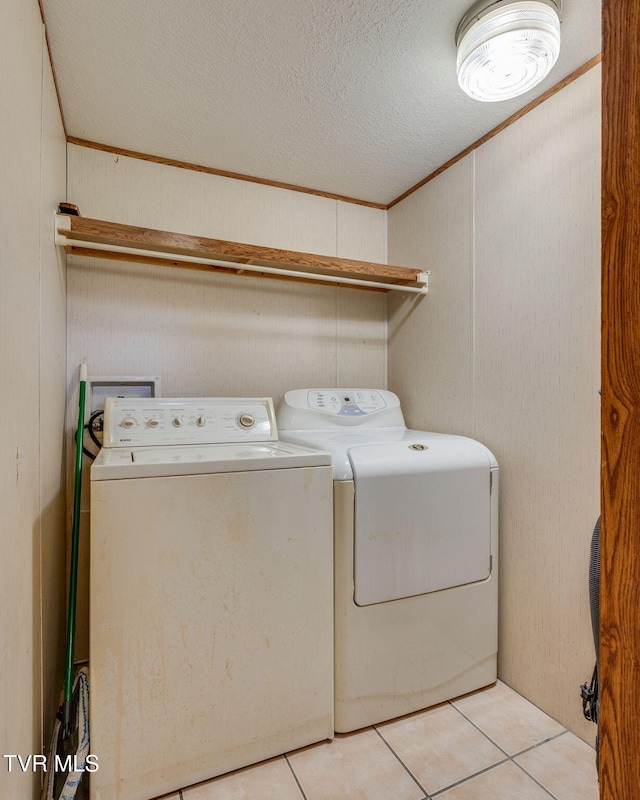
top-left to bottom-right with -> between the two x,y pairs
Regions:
196,416 -> 207,427
172,417 -> 183,428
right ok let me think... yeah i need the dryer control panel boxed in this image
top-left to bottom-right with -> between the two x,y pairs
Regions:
277,389 -> 405,429
307,390 -> 387,416
103,397 -> 277,447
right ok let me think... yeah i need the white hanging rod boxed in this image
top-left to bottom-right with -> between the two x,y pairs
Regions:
55,217 -> 429,295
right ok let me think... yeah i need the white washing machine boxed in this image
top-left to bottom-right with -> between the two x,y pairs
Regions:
90,397 -> 333,800
277,388 -> 498,733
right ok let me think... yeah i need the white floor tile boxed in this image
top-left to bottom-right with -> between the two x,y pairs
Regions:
451,681 -> 565,754
182,756 -> 303,800
436,761 -> 554,800
516,731 -> 599,800
287,728 -> 424,800
378,703 -> 505,794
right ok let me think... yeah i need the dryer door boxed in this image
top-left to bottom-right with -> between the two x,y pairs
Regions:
349,438 -> 493,606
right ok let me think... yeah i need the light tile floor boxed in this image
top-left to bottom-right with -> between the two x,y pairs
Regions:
160,681 -> 599,800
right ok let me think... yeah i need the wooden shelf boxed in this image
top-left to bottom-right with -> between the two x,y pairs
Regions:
54,213 -> 429,294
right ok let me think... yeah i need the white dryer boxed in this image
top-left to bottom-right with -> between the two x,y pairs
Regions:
277,388 -> 498,733
90,397 -> 333,800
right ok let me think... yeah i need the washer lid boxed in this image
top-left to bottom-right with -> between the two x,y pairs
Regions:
91,441 -> 331,480
349,438 -> 494,606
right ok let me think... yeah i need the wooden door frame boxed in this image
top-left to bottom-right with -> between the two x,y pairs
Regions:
600,1 -> 640,796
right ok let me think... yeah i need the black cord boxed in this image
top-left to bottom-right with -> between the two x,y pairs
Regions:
87,410 -> 104,449
81,410 -> 104,460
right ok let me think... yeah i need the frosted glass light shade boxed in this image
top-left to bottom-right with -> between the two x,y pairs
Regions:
456,0 -> 561,102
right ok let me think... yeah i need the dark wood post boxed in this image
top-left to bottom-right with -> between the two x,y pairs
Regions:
601,1 -> 640,796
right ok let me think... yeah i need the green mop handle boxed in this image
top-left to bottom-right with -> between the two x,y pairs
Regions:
64,364 -> 87,727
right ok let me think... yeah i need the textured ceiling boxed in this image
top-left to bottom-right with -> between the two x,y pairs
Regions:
41,0 -> 601,205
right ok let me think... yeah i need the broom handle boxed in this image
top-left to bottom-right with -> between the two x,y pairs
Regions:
64,364 -> 87,709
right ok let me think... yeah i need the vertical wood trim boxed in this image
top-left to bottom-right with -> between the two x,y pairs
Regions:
601,1 -> 640,797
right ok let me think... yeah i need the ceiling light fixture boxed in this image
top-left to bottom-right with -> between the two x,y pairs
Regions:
456,0 -> 562,102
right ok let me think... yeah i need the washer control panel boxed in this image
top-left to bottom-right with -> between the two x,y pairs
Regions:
103,397 -> 277,447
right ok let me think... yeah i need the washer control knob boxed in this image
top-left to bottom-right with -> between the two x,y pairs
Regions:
121,417 -> 135,429
238,413 -> 255,429
147,419 -> 160,428
196,415 -> 207,427
172,417 -> 183,428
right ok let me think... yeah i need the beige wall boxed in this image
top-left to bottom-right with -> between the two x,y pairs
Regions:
39,50 -> 69,757
66,144 -> 388,659
388,66 -> 601,742
0,2 -> 67,798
